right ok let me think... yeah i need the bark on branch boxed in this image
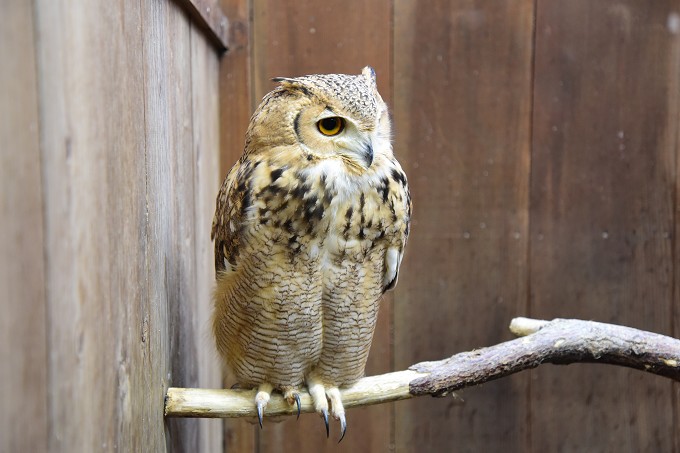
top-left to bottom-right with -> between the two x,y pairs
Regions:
164,317 -> 680,418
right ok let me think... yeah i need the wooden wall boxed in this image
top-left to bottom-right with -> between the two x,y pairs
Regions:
3,0 -> 679,452
1,0 -> 222,451
220,0 -> 680,452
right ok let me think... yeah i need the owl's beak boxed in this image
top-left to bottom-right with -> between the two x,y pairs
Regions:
342,139 -> 373,171
360,142 -> 374,168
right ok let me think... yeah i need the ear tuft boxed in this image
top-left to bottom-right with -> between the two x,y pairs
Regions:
362,66 -> 377,86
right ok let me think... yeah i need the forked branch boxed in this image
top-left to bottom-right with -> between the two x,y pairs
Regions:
164,317 -> 680,418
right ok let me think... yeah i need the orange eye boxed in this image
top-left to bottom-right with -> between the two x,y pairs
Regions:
317,117 -> 345,136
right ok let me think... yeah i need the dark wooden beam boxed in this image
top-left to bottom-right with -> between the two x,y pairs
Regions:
174,0 -> 229,52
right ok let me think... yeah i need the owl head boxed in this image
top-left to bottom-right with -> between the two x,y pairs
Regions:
245,67 -> 391,174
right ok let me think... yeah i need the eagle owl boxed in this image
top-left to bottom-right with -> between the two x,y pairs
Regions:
211,67 -> 411,440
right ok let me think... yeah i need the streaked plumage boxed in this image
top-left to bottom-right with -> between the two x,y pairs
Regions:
211,67 -> 411,438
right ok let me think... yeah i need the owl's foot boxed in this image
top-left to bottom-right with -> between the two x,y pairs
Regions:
306,375 -> 347,442
255,383 -> 274,428
282,388 -> 302,419
307,379 -> 330,437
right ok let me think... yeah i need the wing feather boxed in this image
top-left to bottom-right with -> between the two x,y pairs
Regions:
211,157 -> 257,274
382,167 -> 411,292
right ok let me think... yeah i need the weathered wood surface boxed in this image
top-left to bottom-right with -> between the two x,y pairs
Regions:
191,22 -> 223,453
3,0 -> 222,451
5,0 -> 680,451
143,2 -> 198,449
35,1 -> 152,449
411,318 -> 680,394
531,2 -> 678,451
0,1 -> 47,452
393,1 -> 534,451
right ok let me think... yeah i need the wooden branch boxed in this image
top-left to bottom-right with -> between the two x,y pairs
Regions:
410,317 -> 680,396
165,317 -> 680,418
165,370 -> 425,418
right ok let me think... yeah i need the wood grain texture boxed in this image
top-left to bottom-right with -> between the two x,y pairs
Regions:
142,1 -> 202,450
411,318 -> 680,393
12,0 -> 678,450
530,1 -> 678,451
191,23 -> 224,453
0,1 -> 47,451
251,1 -> 393,104
249,1 -> 394,451
29,0 -> 223,450
219,0 -> 252,177
393,1 -> 534,451
34,1 -> 153,450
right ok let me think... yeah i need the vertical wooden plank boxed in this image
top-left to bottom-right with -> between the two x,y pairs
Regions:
251,1 -> 393,104
33,0 -> 160,450
220,0 -> 253,176
0,1 -> 48,451
393,1 -> 533,451
31,0 -> 223,450
531,2 -> 677,451
219,0 -> 259,451
250,2 -> 394,451
141,1 -> 200,451
191,22 -> 224,453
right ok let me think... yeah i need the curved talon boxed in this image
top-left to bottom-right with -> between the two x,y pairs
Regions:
254,383 -> 272,429
256,402 -> 264,428
294,394 -> 301,419
338,415 -> 347,443
322,409 -> 329,438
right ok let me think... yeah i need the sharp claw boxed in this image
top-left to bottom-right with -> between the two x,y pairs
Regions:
338,415 -> 347,443
294,394 -> 301,419
322,409 -> 329,438
256,402 -> 264,429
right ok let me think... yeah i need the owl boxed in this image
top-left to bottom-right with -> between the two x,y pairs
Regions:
211,67 -> 411,440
